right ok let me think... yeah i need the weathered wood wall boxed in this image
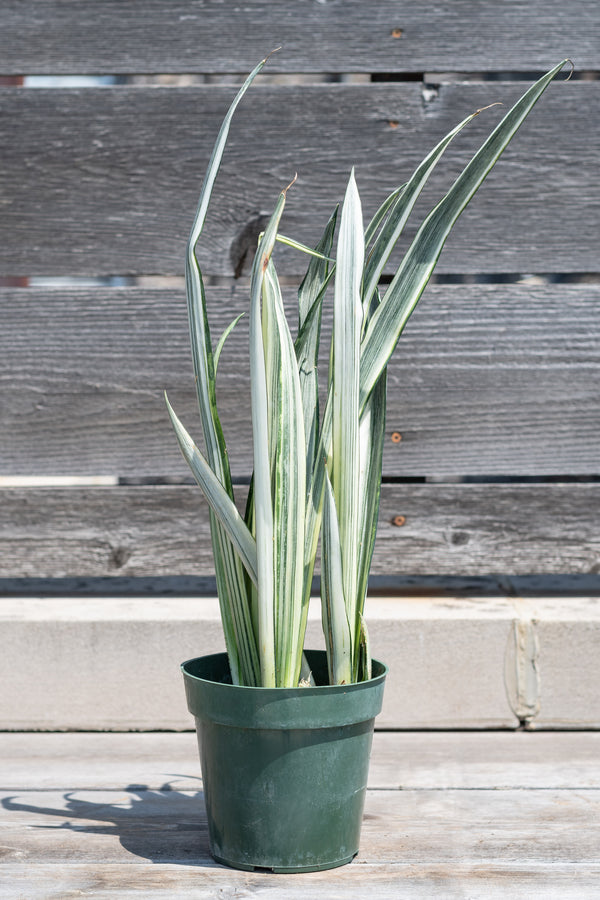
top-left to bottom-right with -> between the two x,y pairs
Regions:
2,484 -> 598,578
1,1 -> 598,582
1,82 -> 596,277
2,284 -> 598,477
1,1 -> 598,73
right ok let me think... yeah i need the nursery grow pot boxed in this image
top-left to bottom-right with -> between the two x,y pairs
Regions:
181,649 -> 387,873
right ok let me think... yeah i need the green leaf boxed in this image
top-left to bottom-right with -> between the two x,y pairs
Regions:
263,260 -> 307,686
298,207 -> 338,328
188,55 -> 274,251
165,393 -> 258,586
360,60 -> 571,408
299,654 -> 316,686
355,366 -> 386,670
362,106 -> 487,311
166,393 -> 260,686
276,232 -> 335,262
321,471 -> 353,685
249,185 -> 291,687
214,313 -> 244,374
358,615 -> 372,682
295,207 -> 338,493
330,168 -> 364,657
185,54 -> 271,480
177,56 -> 271,687
364,184 -> 406,248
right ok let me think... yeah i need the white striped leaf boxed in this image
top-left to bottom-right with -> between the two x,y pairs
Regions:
276,232 -> 335,262
214,313 -> 244,374
330,168 -> 364,659
355,366 -> 386,667
295,208 -> 337,493
164,394 -> 258,586
322,471 -> 353,685
175,57 -> 270,686
361,108 -> 483,310
360,60 -> 570,409
263,260 -> 307,686
248,187 -> 291,687
364,184 -> 406,248
358,615 -> 372,683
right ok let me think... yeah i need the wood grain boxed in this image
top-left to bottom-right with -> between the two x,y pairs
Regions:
1,81 -> 595,276
1,862 -> 599,900
1,777 -> 599,895
2,788 -> 599,865
1,732 -> 599,896
3,731 -> 599,791
1,483 -> 598,577
1,283 -> 598,477
1,1 -> 598,74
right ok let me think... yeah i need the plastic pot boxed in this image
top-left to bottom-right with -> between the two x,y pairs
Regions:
181,649 -> 387,873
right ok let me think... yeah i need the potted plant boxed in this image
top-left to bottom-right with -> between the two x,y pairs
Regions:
166,55 -> 569,872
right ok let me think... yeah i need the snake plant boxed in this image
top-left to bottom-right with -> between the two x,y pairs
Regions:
167,55 -> 569,687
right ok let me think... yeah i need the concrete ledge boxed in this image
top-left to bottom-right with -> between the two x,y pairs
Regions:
1,595 -> 599,730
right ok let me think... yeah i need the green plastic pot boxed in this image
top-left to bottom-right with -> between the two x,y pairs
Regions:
181,649 -> 387,873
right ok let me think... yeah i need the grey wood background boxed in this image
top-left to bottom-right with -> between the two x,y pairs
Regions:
1,484 -> 598,578
1,1 -> 599,73
1,1 -> 598,581
1,284 -> 598,477
1,82 -> 597,277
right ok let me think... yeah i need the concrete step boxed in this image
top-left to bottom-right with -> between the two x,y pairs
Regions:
2,595 -> 599,730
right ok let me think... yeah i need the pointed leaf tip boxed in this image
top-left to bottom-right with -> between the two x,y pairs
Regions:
283,173 -> 298,196
264,47 -> 282,63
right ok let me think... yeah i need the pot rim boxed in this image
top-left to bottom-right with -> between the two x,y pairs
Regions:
181,650 -> 388,728
181,649 -> 388,693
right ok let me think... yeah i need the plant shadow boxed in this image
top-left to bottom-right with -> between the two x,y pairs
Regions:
1,779 -> 221,867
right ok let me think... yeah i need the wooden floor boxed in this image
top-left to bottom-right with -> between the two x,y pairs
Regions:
1,731 -> 599,898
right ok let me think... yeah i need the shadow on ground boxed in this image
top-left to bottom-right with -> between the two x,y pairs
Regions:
1,782 -> 220,866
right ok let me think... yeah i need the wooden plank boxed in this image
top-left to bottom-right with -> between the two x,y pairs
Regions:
1,1 -> 598,74
2,733 -> 599,895
1,283 -> 598,476
0,790 -> 598,888
2,788 -> 599,864
1,862 -> 599,900
369,732 -> 600,789
376,483 -> 600,576
0,483 -> 598,577
2,732 -> 599,791
1,81 -> 595,276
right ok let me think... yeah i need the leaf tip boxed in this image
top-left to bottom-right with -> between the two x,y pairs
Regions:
563,58 -> 575,81
473,101 -> 504,117
283,172 -> 298,197
264,47 -> 282,64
